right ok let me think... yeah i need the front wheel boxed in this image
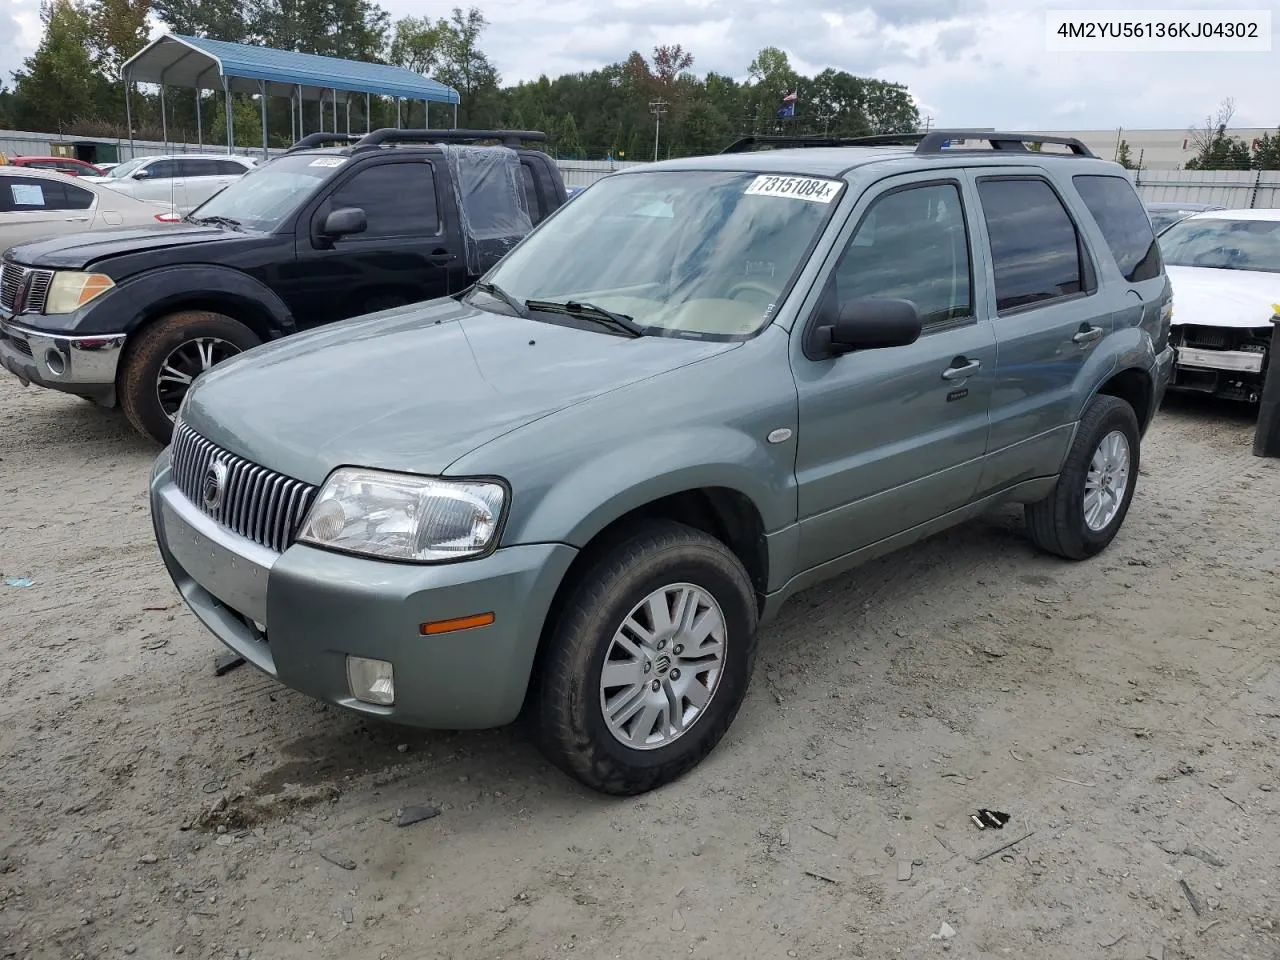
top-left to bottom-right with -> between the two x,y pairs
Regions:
1025,394 -> 1141,560
119,310 -> 261,445
534,520 -> 759,795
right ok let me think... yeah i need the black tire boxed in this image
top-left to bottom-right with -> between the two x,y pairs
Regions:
1025,394 -> 1141,560
119,310 -> 261,445
534,520 -> 759,796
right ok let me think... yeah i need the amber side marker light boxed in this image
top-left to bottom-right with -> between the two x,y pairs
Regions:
420,612 -> 496,636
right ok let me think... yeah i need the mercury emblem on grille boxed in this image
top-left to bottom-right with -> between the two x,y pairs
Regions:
201,458 -> 229,514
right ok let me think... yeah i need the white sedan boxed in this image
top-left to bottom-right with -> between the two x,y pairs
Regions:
1,167 -> 180,256
1159,208 -> 1280,405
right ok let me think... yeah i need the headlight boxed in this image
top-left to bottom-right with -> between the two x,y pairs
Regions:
297,468 -> 507,562
45,272 -> 114,314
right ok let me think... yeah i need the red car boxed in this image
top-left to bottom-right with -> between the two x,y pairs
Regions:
6,156 -> 106,177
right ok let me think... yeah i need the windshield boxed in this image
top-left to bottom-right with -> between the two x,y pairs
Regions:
186,152 -> 347,230
1158,216 -> 1280,273
478,169 -> 844,338
1148,210 -> 1189,234
107,157 -> 148,179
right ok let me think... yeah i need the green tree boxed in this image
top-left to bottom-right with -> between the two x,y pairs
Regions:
435,7 -> 500,124
150,0 -> 250,41
252,0 -> 389,61
389,14 -> 449,75
11,0 -> 111,131
88,0 -> 150,78
1250,130 -> 1280,170
1115,139 -> 1135,169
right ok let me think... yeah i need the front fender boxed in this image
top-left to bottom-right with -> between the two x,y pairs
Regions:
71,265 -> 297,339
501,425 -> 797,551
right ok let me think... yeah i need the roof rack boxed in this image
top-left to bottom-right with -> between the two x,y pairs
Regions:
719,130 -> 1095,158
288,132 -> 363,151
915,131 -> 1095,156
351,128 -> 548,151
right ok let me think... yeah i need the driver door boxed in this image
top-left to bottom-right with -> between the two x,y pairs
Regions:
790,173 -> 997,572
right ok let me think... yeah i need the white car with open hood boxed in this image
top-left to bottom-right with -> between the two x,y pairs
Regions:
1159,208 -> 1280,404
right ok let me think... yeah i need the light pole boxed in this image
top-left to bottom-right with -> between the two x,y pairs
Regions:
650,99 -> 668,161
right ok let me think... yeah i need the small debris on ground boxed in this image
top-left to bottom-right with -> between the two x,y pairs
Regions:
1146,945 -> 1164,960
3,577 -> 34,588
897,861 -> 912,881
137,854 -> 159,864
320,852 -> 357,871
1179,878 -> 1204,917
214,653 -> 247,677
670,908 -> 685,932
930,922 -> 957,940
1182,844 -> 1227,868
395,803 -> 441,827
341,907 -> 354,924
970,809 -> 1010,830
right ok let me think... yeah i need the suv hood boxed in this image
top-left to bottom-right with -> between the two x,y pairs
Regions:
1166,264 -> 1280,330
5,224 -> 234,270
181,298 -> 740,485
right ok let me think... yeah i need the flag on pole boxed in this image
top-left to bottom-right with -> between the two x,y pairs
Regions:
777,91 -> 798,118
782,91 -> 798,102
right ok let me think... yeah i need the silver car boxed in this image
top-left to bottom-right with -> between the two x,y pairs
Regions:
86,154 -> 257,214
1,166 -> 179,256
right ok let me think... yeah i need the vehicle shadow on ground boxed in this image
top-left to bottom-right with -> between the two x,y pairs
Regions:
238,506 -> 1047,816
5,393 -> 161,458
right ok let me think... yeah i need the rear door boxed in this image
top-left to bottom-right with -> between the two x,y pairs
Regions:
281,158 -> 462,328
967,170 -> 1119,496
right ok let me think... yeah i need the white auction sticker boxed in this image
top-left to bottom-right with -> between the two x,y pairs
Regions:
309,157 -> 347,167
744,174 -> 842,203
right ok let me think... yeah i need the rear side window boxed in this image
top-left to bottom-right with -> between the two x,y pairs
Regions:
325,162 -> 440,239
978,177 -> 1085,312
520,163 -> 544,224
0,176 -> 94,211
215,160 -> 250,176
1072,175 -> 1161,282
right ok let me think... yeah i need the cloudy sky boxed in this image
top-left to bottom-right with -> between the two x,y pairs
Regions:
3,0 -> 1277,130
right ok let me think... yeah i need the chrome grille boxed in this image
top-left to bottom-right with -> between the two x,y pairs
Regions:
0,263 -> 54,315
1,326 -> 33,357
170,420 -> 318,554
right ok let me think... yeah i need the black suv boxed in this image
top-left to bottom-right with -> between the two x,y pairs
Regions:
0,128 -> 567,443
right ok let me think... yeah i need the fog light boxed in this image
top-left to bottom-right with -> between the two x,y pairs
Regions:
347,656 -> 394,705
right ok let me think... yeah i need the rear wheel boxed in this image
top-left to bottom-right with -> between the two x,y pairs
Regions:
1025,394 -> 1141,560
119,310 -> 260,445
534,520 -> 759,795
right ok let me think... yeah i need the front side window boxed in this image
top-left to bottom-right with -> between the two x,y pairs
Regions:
1158,216 -> 1280,273
1073,175 -> 1161,282
481,169 -> 845,339
144,159 -> 181,180
978,177 -> 1086,312
831,182 -> 972,328
324,162 -> 440,239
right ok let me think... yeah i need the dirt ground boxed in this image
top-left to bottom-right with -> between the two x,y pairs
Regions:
1,373 -> 1278,960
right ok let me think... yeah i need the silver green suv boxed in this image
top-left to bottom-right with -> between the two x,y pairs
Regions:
149,131 -> 1175,795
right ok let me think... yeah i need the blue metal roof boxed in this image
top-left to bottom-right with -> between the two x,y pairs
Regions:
121,34 -> 460,104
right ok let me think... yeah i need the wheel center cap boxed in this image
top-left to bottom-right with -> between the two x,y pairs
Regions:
653,654 -> 672,678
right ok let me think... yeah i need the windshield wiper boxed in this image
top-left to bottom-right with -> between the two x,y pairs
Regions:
473,280 -> 528,317
525,299 -> 644,338
188,215 -> 242,230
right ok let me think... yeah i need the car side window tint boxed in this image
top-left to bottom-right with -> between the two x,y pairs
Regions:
325,162 -> 440,239
4,176 -> 72,210
1072,174 -> 1161,282
146,160 -> 180,179
831,181 -> 973,328
521,163 -> 543,225
215,160 -> 249,176
978,177 -> 1085,312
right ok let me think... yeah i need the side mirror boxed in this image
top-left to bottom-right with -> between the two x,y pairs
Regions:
818,297 -> 923,356
132,169 -> 151,180
320,206 -> 367,238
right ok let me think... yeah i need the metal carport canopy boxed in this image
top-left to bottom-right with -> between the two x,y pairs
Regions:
121,34 -> 460,104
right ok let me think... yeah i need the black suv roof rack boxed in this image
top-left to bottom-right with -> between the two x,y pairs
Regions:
351,128 -> 548,151
288,132 -> 363,151
719,130 -> 1095,158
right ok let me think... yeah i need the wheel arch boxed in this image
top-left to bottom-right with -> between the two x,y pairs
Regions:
1094,365 -> 1154,433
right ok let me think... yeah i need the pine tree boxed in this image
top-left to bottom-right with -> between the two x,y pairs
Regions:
1115,139 -> 1135,169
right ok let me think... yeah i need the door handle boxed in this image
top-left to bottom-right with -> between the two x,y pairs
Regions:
942,357 -> 981,380
65,216 -> 90,222
1073,325 -> 1103,345
426,251 -> 454,265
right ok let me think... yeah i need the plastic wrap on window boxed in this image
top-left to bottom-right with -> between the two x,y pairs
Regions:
437,143 -> 534,275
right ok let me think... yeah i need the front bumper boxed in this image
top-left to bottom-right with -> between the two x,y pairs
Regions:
149,451 -> 578,729
0,315 -> 125,403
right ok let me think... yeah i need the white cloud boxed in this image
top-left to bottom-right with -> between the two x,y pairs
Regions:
1,0 -> 1276,131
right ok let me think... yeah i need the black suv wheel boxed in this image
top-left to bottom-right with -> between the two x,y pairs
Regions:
120,310 -> 261,445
